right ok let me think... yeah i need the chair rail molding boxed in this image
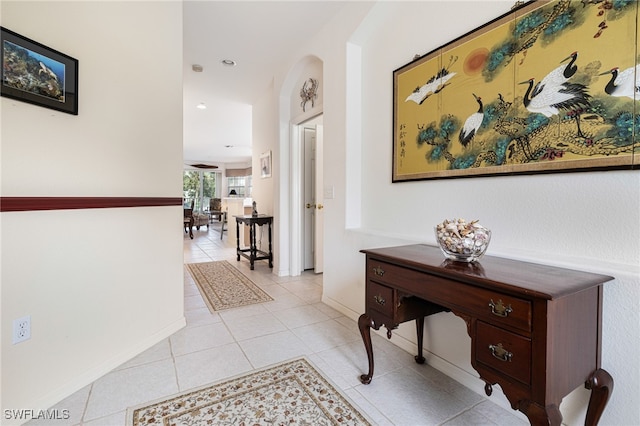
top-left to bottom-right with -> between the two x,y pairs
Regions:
0,197 -> 182,212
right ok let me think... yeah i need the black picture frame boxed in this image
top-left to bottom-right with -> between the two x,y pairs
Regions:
1,27 -> 78,115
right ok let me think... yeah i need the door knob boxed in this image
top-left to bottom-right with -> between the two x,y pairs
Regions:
306,203 -> 316,209
317,204 -> 324,210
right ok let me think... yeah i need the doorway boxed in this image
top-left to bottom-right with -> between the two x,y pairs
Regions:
302,126 -> 316,270
183,170 -> 220,211
297,115 -> 323,273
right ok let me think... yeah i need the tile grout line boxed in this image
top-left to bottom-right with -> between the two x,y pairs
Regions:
77,383 -> 94,426
218,301 -> 282,371
168,337 -> 181,392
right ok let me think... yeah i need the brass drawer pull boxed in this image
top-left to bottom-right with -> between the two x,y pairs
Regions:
489,299 -> 512,317
488,343 -> 513,362
373,266 -> 385,277
374,295 -> 386,306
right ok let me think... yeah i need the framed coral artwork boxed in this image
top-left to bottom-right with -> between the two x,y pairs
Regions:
393,0 -> 638,182
1,27 -> 78,115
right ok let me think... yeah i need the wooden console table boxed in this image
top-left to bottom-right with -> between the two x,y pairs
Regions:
358,244 -> 614,425
234,215 -> 273,270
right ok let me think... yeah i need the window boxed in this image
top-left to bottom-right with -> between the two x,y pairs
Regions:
227,175 -> 252,197
183,170 -> 219,211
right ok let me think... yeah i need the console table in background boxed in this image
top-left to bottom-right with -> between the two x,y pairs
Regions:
358,244 -> 614,426
234,215 -> 273,270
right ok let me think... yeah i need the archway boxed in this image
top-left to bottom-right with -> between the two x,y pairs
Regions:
278,55 -> 324,276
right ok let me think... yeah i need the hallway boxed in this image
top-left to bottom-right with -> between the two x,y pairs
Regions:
28,226 -> 527,425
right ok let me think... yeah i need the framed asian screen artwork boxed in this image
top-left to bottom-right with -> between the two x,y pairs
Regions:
393,0 -> 638,182
1,27 -> 78,115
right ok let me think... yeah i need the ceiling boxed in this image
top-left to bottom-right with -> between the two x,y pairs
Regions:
182,1 -> 348,169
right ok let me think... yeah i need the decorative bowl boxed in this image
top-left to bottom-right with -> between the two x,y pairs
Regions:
434,219 -> 491,263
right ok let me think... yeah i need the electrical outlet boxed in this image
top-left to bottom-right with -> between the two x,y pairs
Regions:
12,315 -> 31,344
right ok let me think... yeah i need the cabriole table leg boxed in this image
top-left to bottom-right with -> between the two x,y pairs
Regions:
585,368 -> 614,426
358,314 -> 377,384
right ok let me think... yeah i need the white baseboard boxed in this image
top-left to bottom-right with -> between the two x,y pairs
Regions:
321,295 -> 361,321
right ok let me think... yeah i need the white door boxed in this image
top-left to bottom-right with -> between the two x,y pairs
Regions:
302,127 -> 315,270
314,124 -> 324,273
301,123 -> 324,273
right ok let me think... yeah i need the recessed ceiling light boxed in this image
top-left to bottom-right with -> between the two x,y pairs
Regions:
221,59 -> 237,67
196,103 -> 207,109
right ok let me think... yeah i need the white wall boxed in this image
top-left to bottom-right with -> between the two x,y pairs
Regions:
266,1 -> 639,425
251,83 -> 280,269
354,2 -> 639,425
256,3 -> 375,278
1,1 -> 185,420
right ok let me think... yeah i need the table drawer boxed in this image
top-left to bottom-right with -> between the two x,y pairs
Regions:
471,288 -> 531,333
367,281 -> 395,318
475,321 -> 531,385
366,259 -> 532,332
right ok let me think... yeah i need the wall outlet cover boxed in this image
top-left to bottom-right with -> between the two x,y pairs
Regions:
12,315 -> 31,344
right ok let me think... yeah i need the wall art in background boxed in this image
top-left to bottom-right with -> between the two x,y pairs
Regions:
260,150 -> 272,178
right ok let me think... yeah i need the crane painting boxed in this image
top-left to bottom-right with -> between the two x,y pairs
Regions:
393,0 -> 639,182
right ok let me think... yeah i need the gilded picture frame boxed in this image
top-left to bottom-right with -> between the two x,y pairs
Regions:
393,0 -> 638,182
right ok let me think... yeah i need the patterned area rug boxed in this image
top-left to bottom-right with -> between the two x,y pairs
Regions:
185,260 -> 273,312
128,357 -> 371,426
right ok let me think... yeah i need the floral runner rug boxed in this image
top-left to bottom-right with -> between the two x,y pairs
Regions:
127,357 -> 371,426
185,260 -> 273,312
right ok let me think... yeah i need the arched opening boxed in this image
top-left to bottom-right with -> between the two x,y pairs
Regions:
278,55 -> 324,276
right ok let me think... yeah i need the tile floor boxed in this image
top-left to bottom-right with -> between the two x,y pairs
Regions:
30,225 -> 528,426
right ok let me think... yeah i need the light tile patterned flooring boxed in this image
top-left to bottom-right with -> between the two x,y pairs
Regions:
29,225 -> 528,426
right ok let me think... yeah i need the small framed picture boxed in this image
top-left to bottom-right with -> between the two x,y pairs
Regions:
1,27 -> 78,115
260,150 -> 272,178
